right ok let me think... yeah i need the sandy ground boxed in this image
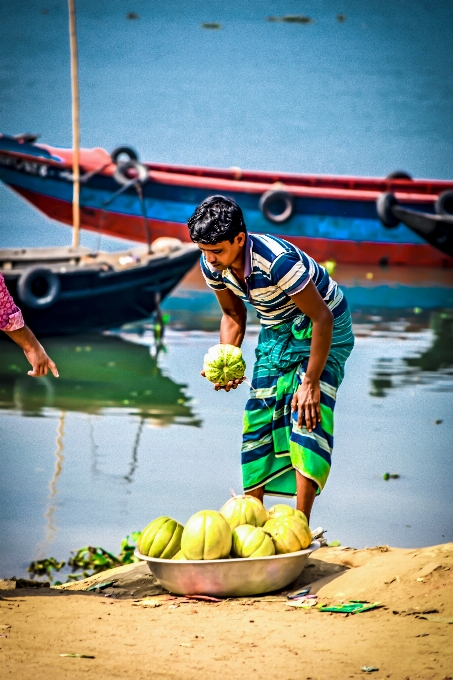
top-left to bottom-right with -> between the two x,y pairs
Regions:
1,543 -> 452,680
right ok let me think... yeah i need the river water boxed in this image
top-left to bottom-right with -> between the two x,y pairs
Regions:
0,1 -> 452,578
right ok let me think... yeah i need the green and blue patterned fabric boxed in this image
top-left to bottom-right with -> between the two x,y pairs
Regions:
241,308 -> 354,496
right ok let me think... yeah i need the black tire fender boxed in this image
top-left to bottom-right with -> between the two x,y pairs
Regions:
259,189 -> 295,224
386,170 -> 413,180
113,160 -> 148,186
17,267 -> 61,309
110,146 -> 139,164
376,192 -> 400,229
435,191 -> 453,217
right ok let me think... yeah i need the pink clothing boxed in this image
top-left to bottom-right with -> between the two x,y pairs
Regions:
0,273 -> 24,331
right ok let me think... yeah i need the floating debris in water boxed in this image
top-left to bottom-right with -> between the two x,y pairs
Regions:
383,473 -> 400,480
267,15 -> 314,24
337,14 -> 347,22
201,22 -> 222,29
434,419 -> 443,425
126,12 -> 140,20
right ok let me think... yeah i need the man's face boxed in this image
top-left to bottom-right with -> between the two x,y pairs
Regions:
197,233 -> 246,271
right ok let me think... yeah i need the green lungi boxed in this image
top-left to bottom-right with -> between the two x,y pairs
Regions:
241,308 -> 354,496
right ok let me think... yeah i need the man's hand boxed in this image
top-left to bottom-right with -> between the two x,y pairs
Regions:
24,341 -> 59,377
291,378 -> 321,432
201,371 -> 246,392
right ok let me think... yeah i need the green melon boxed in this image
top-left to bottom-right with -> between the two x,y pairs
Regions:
181,510 -> 232,560
137,516 -> 183,559
263,516 -> 312,554
220,495 -> 267,530
203,344 -> 246,386
171,550 -> 187,560
231,524 -> 275,558
267,503 -> 308,525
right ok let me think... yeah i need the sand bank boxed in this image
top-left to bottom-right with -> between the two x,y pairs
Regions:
1,543 -> 452,679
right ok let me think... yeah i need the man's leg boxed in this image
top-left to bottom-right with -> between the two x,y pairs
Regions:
296,471 -> 317,522
246,474 -> 316,522
245,486 -> 264,502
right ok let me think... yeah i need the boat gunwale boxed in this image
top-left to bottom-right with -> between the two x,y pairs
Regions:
0,147 -> 442,205
1,140 -> 451,203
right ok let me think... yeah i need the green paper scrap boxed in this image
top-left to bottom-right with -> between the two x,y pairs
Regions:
318,601 -> 382,614
87,581 -> 113,592
60,653 -> 95,659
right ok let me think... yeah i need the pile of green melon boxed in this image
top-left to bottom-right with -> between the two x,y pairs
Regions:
136,496 -> 312,561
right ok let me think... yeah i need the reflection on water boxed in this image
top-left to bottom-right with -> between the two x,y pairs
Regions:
1,267 -> 452,577
369,312 -> 453,397
0,333 -> 200,427
161,264 -> 453,333
34,412 -> 65,560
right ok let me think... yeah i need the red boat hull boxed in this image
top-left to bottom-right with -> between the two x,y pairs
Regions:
14,184 -> 453,268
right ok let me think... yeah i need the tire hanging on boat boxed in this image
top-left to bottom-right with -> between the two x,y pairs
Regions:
435,191 -> 453,217
386,170 -> 413,181
113,160 -> 148,186
110,146 -> 139,164
17,266 -> 61,309
376,192 -> 400,228
259,189 -> 295,224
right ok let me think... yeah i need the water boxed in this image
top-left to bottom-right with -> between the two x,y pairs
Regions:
0,1 -> 453,577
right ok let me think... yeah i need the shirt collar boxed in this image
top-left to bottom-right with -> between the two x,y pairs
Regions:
243,233 -> 253,279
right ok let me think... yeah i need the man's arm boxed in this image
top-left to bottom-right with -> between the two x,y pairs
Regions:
217,288 -> 247,347
201,288 -> 247,392
290,280 -> 333,432
3,325 -> 59,378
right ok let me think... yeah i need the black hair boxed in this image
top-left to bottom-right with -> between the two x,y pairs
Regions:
187,195 -> 247,244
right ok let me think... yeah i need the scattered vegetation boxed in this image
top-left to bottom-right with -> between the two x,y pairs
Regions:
267,15 -> 314,24
27,532 -> 141,585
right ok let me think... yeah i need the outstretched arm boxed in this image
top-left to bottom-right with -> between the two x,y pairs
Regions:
3,325 -> 59,378
290,280 -> 333,432
202,288 -> 247,392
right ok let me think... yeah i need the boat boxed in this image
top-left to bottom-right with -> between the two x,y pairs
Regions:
1,133 -> 453,267
376,192 -> 453,259
0,239 -> 200,335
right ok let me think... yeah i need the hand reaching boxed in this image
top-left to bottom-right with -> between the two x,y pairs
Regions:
24,340 -> 59,378
201,370 -> 245,392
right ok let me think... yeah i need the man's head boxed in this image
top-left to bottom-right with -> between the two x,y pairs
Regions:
187,195 -> 246,271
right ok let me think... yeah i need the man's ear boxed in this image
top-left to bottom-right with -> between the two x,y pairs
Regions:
235,232 -> 246,247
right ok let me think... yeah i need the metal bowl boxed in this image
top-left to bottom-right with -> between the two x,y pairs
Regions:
135,541 -> 320,597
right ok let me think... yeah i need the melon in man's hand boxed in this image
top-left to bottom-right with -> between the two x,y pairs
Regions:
181,510 -> 232,560
263,516 -> 312,554
203,344 -> 246,386
220,495 -> 267,530
231,524 -> 275,558
137,516 -> 183,559
267,503 -> 308,525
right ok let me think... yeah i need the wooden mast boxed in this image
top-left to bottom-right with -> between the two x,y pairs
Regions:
68,0 -> 80,248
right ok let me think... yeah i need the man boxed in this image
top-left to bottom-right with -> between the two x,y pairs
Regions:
0,272 -> 58,378
188,196 -> 354,522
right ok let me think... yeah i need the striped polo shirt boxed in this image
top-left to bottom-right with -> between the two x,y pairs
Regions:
200,233 -> 347,328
